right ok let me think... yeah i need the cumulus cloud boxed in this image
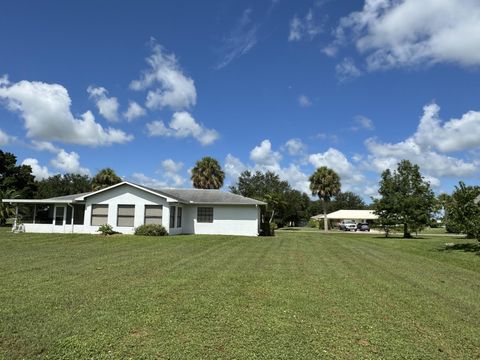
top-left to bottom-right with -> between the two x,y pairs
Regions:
0,79 -> 133,146
22,158 -> 51,180
123,101 -> 146,121
130,43 -> 196,110
215,8 -> 258,69
288,9 -> 323,42
157,159 -> 185,187
414,103 -> 480,152
146,111 -> 219,145
328,0 -> 480,70
50,149 -> 90,175
364,102 -> 480,179
298,94 -> 312,107
224,154 -> 248,181
250,139 -> 282,172
284,138 -> 307,156
87,86 -> 120,122
309,148 -> 365,185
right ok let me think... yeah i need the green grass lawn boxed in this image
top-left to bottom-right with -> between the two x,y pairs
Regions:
1,228 -> 479,359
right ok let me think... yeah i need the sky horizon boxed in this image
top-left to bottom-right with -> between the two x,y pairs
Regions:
1,0 -> 480,201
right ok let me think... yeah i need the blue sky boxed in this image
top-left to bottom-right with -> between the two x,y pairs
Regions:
1,0 -> 480,200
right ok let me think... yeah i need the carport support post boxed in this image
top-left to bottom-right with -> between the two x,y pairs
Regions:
14,205 -> 18,228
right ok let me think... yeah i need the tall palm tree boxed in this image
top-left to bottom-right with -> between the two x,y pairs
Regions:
91,168 -> 122,191
191,157 -> 225,189
309,167 -> 341,232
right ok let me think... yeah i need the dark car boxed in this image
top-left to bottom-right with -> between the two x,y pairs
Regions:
356,223 -> 370,232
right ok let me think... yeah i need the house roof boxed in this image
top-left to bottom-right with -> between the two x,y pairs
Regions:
312,209 -> 378,220
154,188 -> 266,205
2,182 -> 266,206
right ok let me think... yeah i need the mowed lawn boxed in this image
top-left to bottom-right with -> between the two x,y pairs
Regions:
1,229 -> 479,359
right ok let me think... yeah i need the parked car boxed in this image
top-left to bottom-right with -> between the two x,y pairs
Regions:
356,222 -> 370,232
339,220 -> 357,231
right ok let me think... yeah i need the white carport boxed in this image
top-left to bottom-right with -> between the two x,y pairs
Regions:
312,210 -> 378,221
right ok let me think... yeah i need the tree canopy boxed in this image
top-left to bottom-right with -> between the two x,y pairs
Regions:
230,170 -> 309,227
91,168 -> 122,191
0,150 -> 36,198
191,157 -> 225,189
445,182 -> 480,240
35,173 -> 92,199
373,160 -> 435,238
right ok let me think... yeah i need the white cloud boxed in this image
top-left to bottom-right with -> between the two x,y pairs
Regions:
288,9 -> 322,42
298,94 -> 312,107
364,102 -> 480,179
123,101 -> 146,121
352,115 -> 375,131
250,139 -> 282,172
50,149 -> 90,175
0,79 -> 133,146
21,158 -> 51,180
31,140 -> 60,153
0,129 -> 15,146
284,138 -> 307,156
365,137 -> 477,178
329,0 -> 480,70
158,159 -> 185,187
87,86 -> 120,122
216,8 -> 258,69
146,111 -> 219,146
414,103 -> 480,152
224,154 -> 248,181
281,164 -> 310,194
131,172 -> 167,188
130,43 -> 196,110
335,57 -> 362,81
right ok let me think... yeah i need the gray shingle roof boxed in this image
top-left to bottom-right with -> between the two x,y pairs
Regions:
37,183 -> 265,206
153,188 -> 266,205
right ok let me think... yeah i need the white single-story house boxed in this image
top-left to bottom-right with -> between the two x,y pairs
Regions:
311,209 -> 378,223
2,181 -> 266,236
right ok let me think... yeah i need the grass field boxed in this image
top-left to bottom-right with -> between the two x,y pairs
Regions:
1,228 -> 479,359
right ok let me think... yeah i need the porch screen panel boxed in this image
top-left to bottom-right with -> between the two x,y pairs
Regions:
35,205 -> 54,224
73,204 -> 85,225
117,205 -> 135,227
91,204 -> 108,226
145,205 -> 162,225
55,207 -> 65,226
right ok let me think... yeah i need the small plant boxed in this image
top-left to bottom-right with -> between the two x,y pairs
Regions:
97,224 -> 116,236
134,224 -> 168,236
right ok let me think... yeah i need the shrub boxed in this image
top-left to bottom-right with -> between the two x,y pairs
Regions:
134,224 -> 168,236
97,224 -> 116,236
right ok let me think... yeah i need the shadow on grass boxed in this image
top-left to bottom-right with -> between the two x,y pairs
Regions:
439,242 -> 480,254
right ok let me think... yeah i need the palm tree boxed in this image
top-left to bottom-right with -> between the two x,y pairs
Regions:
191,157 -> 225,189
309,167 -> 341,232
0,189 -> 19,225
91,168 -> 122,191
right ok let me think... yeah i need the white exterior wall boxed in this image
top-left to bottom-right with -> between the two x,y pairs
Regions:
83,185 -> 176,234
192,205 -> 260,236
18,185 -> 262,237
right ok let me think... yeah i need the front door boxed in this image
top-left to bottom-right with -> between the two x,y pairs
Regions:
54,205 -> 66,232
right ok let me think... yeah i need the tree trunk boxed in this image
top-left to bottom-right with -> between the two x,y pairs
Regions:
269,209 -> 275,224
403,223 -> 412,238
323,200 -> 328,233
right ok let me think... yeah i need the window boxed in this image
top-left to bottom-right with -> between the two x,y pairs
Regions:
66,204 -> 86,225
117,205 -> 135,227
55,206 -> 65,226
197,207 -> 213,223
145,205 -> 162,225
170,206 -> 176,228
177,207 -> 182,228
91,204 -> 108,226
